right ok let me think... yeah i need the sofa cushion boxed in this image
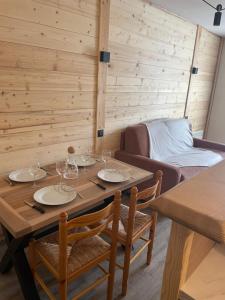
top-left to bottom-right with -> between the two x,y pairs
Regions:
145,118 -> 223,167
124,124 -> 149,157
180,151 -> 225,180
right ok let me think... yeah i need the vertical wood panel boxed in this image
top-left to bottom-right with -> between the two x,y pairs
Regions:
184,25 -> 202,118
95,0 -> 111,153
185,27 -> 221,134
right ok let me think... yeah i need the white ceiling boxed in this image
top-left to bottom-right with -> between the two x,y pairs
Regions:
150,0 -> 225,37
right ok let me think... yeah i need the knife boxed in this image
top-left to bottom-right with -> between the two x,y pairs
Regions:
89,178 -> 106,190
40,167 -> 54,176
24,201 -> 45,214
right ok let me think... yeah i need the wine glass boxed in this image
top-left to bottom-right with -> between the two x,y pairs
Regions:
29,161 -> 41,188
64,159 -> 79,180
56,160 -> 67,190
101,150 -> 112,169
80,149 -> 92,172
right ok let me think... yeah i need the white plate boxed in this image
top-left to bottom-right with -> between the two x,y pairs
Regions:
9,168 -> 46,183
69,155 -> 96,167
97,169 -> 130,183
34,185 -> 77,206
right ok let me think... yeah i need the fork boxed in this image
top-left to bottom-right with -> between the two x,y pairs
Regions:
4,177 -> 15,186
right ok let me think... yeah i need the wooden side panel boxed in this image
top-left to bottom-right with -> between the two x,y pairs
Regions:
161,222 -> 194,300
104,1 -> 197,150
95,0 -> 111,153
0,0 -> 99,172
186,27 -> 221,133
185,233 -> 215,280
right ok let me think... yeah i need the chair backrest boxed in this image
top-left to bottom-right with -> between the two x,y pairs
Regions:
58,191 -> 121,277
136,170 -> 163,211
125,170 -> 163,240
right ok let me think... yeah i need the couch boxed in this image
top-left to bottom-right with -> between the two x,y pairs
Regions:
115,123 -> 225,193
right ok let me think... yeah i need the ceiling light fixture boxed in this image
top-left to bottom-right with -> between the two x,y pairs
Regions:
202,0 -> 225,26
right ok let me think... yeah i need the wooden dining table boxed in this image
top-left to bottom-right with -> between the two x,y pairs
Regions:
0,158 -> 152,300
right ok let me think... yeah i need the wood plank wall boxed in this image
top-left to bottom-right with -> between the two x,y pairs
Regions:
185,28 -> 221,132
104,0 -> 221,150
0,0 -> 221,172
0,0 -> 99,172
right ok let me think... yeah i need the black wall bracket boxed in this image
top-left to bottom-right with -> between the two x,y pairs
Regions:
97,129 -> 104,138
100,51 -> 110,63
192,67 -> 199,74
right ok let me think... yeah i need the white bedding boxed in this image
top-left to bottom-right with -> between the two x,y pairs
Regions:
145,118 -> 223,167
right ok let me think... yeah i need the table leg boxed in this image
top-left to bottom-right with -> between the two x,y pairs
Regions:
13,248 -> 40,300
160,221 -> 194,300
0,225 -> 14,273
0,246 -> 13,273
0,226 -> 40,300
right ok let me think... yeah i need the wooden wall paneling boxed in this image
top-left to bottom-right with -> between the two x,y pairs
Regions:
0,0 -> 98,36
0,41 -> 97,74
0,0 -> 221,170
0,68 -> 96,91
33,0 -> 99,18
185,26 -> 221,134
110,6 -> 195,50
95,0 -> 111,153
0,0 -> 99,173
0,110 -> 94,130
110,43 -> 193,70
0,140 -> 93,173
111,0 -> 196,37
0,124 -> 94,154
104,1 -> 197,151
0,91 -> 96,113
0,15 -> 97,56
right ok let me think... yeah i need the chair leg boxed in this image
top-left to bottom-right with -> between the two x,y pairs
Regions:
59,280 -> 67,300
107,266 -> 116,300
121,243 -> 132,296
147,214 -> 157,265
107,243 -> 118,300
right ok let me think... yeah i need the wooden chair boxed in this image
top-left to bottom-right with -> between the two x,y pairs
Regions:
28,191 -> 121,300
105,170 -> 163,296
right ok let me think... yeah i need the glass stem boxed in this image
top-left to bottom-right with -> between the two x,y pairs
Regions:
60,174 -> 63,189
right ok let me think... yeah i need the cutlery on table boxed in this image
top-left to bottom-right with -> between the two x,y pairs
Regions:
77,191 -> 85,199
89,178 -> 106,190
40,167 -> 54,176
4,177 -> 15,186
24,201 -> 45,214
